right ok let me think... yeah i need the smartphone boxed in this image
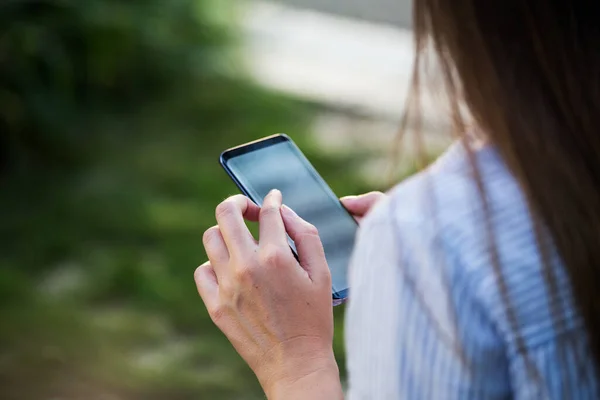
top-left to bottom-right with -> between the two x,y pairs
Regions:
220,134 -> 358,305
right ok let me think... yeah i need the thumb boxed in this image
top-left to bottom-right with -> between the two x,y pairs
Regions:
280,205 -> 329,283
340,192 -> 385,218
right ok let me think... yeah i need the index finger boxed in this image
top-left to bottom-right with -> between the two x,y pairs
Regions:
258,189 -> 288,248
215,195 -> 260,256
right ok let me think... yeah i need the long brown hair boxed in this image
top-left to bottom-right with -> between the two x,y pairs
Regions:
405,0 -> 600,385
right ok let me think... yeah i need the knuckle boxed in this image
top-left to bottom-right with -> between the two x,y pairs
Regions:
234,264 -> 255,283
208,303 -> 226,324
215,199 -> 236,219
231,194 -> 247,202
219,280 -> 234,298
259,245 -> 286,266
321,275 -> 332,291
202,226 -> 220,246
323,267 -> 332,285
260,205 -> 280,219
195,263 -> 209,278
304,223 -> 319,237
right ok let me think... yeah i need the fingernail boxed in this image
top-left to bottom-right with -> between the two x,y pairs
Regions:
281,204 -> 297,218
267,189 -> 282,204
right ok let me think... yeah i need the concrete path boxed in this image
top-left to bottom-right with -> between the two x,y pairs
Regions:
271,0 -> 413,28
241,1 -> 450,183
242,2 -> 444,121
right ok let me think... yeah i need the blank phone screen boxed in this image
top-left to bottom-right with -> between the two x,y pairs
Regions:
225,140 -> 357,295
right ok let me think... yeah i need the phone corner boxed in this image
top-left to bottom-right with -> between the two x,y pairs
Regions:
277,133 -> 291,141
219,150 -> 230,167
332,288 -> 349,307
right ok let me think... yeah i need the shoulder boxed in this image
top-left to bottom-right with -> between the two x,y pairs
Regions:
354,142 -> 532,333
346,143 -> 516,398
363,142 -> 528,270
382,142 -> 521,230
356,142 -> 570,345
361,142 -> 519,262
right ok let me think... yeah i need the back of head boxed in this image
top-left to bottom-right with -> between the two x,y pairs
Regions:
410,0 -> 600,381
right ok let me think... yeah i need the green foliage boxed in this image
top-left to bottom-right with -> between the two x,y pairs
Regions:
0,1 -> 378,398
0,84 -> 368,398
0,0 -> 225,171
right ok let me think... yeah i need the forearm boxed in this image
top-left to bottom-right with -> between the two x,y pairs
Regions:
266,362 -> 344,400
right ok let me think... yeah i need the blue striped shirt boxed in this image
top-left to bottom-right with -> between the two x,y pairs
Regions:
345,143 -> 598,399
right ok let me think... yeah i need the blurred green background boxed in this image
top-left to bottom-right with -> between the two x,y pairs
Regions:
0,1 -> 381,399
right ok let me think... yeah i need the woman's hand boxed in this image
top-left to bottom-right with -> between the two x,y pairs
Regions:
341,191 -> 386,223
195,190 -> 342,399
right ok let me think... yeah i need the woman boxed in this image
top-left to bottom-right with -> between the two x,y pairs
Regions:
195,1 -> 600,399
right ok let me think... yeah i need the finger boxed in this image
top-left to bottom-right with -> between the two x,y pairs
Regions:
243,198 -> 261,222
281,205 -> 329,283
195,262 -> 219,313
203,226 -> 229,279
340,192 -> 385,218
216,195 -> 258,257
258,189 -> 288,248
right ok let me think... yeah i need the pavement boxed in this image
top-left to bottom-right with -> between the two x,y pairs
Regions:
271,0 -> 413,28
242,1 -> 414,120
241,1 -> 449,183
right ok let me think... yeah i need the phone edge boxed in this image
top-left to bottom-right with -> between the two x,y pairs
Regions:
219,134 -> 350,304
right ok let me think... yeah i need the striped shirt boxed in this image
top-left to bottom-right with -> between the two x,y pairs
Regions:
345,143 -> 598,399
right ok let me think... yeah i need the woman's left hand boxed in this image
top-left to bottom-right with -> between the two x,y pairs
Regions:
195,190 -> 342,399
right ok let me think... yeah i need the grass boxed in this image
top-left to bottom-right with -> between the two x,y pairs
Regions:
0,77 -> 379,399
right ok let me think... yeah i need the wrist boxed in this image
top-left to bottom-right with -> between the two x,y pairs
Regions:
265,356 -> 342,400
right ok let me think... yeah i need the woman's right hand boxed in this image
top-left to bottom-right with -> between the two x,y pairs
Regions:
341,192 -> 386,223
196,192 -> 342,399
